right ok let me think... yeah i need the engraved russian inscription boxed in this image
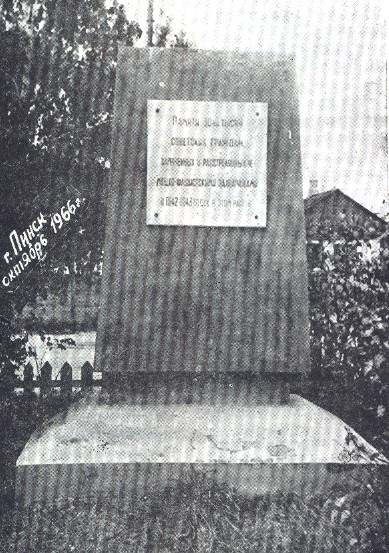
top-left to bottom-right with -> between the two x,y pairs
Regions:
147,100 -> 268,227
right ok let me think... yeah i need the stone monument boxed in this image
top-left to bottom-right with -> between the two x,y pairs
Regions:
15,48 -> 385,513
94,47 -> 310,404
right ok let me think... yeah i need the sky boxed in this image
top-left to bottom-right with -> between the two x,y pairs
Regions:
123,0 -> 388,215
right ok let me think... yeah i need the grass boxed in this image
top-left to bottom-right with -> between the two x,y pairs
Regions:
6,476 -> 389,553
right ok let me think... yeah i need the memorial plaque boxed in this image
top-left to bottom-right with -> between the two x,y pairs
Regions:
147,100 -> 268,227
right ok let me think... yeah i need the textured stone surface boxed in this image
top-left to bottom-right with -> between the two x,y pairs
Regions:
18,394 -> 384,467
94,47 -> 310,378
15,394 -> 386,506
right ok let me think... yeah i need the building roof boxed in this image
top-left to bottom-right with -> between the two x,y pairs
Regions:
304,188 -> 386,226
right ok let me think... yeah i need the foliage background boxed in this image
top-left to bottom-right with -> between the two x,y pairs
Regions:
305,217 -> 389,459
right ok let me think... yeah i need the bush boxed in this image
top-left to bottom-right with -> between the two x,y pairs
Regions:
308,217 -> 389,457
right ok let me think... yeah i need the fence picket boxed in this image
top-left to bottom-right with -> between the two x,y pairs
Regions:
81,362 -> 94,389
14,362 -> 101,394
23,363 -> 34,395
41,361 -> 53,395
60,362 -> 73,397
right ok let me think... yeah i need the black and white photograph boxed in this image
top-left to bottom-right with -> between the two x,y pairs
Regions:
0,0 -> 388,551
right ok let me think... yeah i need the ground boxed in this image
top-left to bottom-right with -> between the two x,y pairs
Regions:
5,480 -> 387,553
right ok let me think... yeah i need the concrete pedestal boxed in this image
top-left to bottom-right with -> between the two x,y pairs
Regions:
16,393 -> 386,507
13,393 -> 388,553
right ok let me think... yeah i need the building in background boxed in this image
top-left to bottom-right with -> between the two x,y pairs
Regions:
304,188 -> 388,278
304,188 -> 387,242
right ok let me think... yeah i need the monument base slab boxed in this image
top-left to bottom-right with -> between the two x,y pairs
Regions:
15,393 -> 386,507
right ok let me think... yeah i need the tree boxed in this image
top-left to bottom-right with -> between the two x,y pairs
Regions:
1,0 -> 142,271
1,1 -> 190,308
152,9 -> 191,48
